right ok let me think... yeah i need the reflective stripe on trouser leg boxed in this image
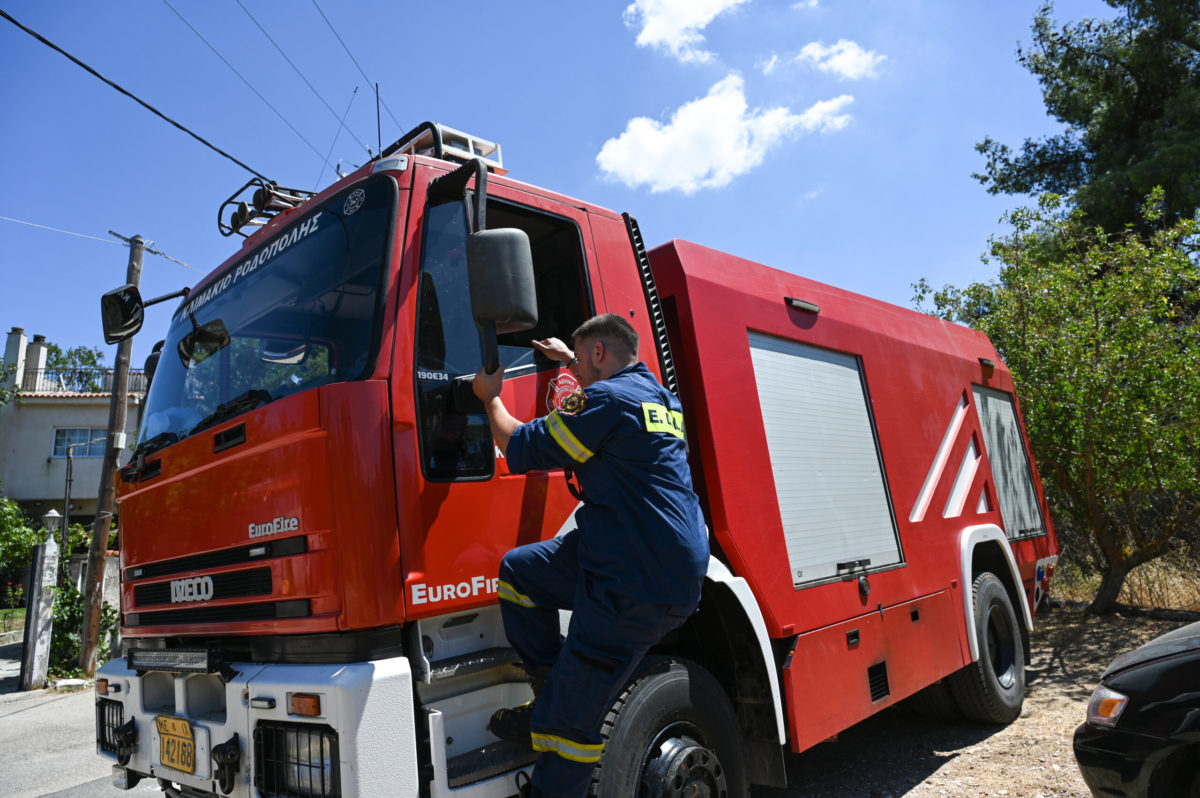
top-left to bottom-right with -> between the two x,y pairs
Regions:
498,533 -> 581,671
531,731 -> 604,764
528,578 -> 697,798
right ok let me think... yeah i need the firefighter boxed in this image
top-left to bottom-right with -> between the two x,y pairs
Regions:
472,313 -> 708,798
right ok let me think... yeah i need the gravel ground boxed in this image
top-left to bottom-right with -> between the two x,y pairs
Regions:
752,604 -> 1194,797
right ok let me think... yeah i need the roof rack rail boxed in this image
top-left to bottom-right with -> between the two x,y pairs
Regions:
217,178 -> 315,238
381,121 -> 504,174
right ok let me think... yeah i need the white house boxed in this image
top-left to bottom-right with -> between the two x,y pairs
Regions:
0,326 -> 145,532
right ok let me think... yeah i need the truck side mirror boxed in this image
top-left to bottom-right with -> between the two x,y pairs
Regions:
101,284 -> 146,344
467,228 -> 538,374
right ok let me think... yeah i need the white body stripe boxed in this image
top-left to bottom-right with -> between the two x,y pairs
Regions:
911,395 -> 969,523
943,438 -> 981,519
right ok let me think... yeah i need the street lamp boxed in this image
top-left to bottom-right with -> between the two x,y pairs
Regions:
42,508 -> 61,543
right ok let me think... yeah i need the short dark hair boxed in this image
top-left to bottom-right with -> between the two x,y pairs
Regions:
572,313 -> 638,361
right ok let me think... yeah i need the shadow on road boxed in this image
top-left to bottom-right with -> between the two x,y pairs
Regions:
752,706 -> 999,797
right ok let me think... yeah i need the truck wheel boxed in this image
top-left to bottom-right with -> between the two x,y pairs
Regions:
591,657 -> 747,798
948,572 -> 1025,724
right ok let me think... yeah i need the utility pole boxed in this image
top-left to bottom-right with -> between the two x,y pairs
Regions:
80,234 -> 143,674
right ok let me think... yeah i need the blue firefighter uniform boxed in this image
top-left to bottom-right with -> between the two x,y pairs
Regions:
499,361 -> 708,797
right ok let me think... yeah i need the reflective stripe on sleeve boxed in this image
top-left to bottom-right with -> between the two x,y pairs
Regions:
497,580 -> 538,608
531,731 -> 604,763
546,411 -> 594,464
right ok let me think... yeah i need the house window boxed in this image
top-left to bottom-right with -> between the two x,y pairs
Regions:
53,428 -> 107,458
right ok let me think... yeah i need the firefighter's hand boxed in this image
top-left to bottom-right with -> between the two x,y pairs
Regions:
532,337 -> 573,364
473,364 -> 505,402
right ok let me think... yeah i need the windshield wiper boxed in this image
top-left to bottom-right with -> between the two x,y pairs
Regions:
133,431 -> 180,458
189,389 -> 274,436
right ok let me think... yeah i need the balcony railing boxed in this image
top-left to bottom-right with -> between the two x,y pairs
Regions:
20,368 -> 147,395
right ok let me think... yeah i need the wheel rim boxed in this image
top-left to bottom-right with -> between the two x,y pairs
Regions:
638,723 -> 728,798
985,602 -> 1017,689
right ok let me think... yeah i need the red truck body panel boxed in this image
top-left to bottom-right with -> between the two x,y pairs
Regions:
650,239 -> 1058,751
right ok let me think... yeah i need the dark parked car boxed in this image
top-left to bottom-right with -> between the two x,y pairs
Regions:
1073,619 -> 1200,797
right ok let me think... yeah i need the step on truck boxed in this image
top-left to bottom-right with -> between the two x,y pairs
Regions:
95,121 -> 1059,797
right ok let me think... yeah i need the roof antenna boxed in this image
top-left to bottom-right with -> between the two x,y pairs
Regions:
375,82 -> 381,157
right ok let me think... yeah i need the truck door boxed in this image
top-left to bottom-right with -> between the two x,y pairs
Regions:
397,169 -> 597,618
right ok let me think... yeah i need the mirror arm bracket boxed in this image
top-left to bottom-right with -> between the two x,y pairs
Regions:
429,157 -> 488,233
143,287 -> 191,309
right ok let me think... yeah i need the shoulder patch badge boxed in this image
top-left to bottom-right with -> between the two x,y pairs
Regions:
560,390 -> 588,416
546,372 -> 581,414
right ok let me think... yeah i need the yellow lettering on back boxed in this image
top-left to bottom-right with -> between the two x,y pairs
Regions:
642,402 -> 685,439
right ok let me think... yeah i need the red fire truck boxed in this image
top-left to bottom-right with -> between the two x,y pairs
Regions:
95,122 -> 1059,797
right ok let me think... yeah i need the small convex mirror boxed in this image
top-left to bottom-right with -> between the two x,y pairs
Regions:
177,319 -> 231,367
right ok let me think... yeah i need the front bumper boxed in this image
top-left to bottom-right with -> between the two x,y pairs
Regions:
1073,720 -> 1184,797
95,654 -> 418,797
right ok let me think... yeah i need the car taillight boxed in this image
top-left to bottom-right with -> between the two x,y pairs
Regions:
1086,684 -> 1128,727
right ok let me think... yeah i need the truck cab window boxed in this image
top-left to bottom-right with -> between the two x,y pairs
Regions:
415,197 -> 591,481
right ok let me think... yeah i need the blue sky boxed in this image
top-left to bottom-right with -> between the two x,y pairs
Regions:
1,0 -> 1114,369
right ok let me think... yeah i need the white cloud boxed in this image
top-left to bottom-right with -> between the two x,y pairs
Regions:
759,53 -> 780,75
797,39 -> 886,80
792,0 -> 819,8
623,0 -> 752,63
596,75 -> 854,194
796,94 -> 854,132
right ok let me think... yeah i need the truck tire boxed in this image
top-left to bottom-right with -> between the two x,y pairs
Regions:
948,572 -> 1025,724
591,656 -> 747,798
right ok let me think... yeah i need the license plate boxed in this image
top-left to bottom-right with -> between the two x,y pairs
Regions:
156,715 -> 196,774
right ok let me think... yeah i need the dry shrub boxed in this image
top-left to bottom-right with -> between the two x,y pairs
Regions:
1116,543 -> 1200,611
1050,541 -> 1200,611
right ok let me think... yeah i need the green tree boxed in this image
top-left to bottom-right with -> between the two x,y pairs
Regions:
0,363 -> 16,406
975,1 -> 1200,233
917,191 -> 1200,614
0,484 -> 42,580
46,343 -> 106,392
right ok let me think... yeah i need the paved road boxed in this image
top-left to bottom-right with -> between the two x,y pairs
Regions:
0,642 -> 158,798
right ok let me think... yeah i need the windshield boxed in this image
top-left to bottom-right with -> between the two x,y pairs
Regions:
138,177 -> 395,453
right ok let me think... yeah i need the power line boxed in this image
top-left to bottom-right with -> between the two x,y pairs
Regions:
0,8 -> 268,180
108,231 -> 199,272
315,87 -> 359,190
310,0 -> 404,136
0,215 -> 200,273
160,0 -> 332,169
234,0 -> 371,158
0,215 -> 121,246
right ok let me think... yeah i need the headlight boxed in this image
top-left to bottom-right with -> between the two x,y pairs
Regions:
1086,684 -> 1129,727
254,722 -> 339,798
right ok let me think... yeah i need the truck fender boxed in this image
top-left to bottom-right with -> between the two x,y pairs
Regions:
958,523 -> 1034,662
704,557 -> 787,745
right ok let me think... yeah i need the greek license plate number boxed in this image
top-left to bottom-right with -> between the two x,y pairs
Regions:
156,715 -> 196,774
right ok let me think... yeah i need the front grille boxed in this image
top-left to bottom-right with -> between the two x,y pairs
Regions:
255,721 -> 340,798
125,599 -> 310,627
97,697 -> 123,755
125,536 -> 307,582
134,567 -> 273,607
868,661 -> 890,702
